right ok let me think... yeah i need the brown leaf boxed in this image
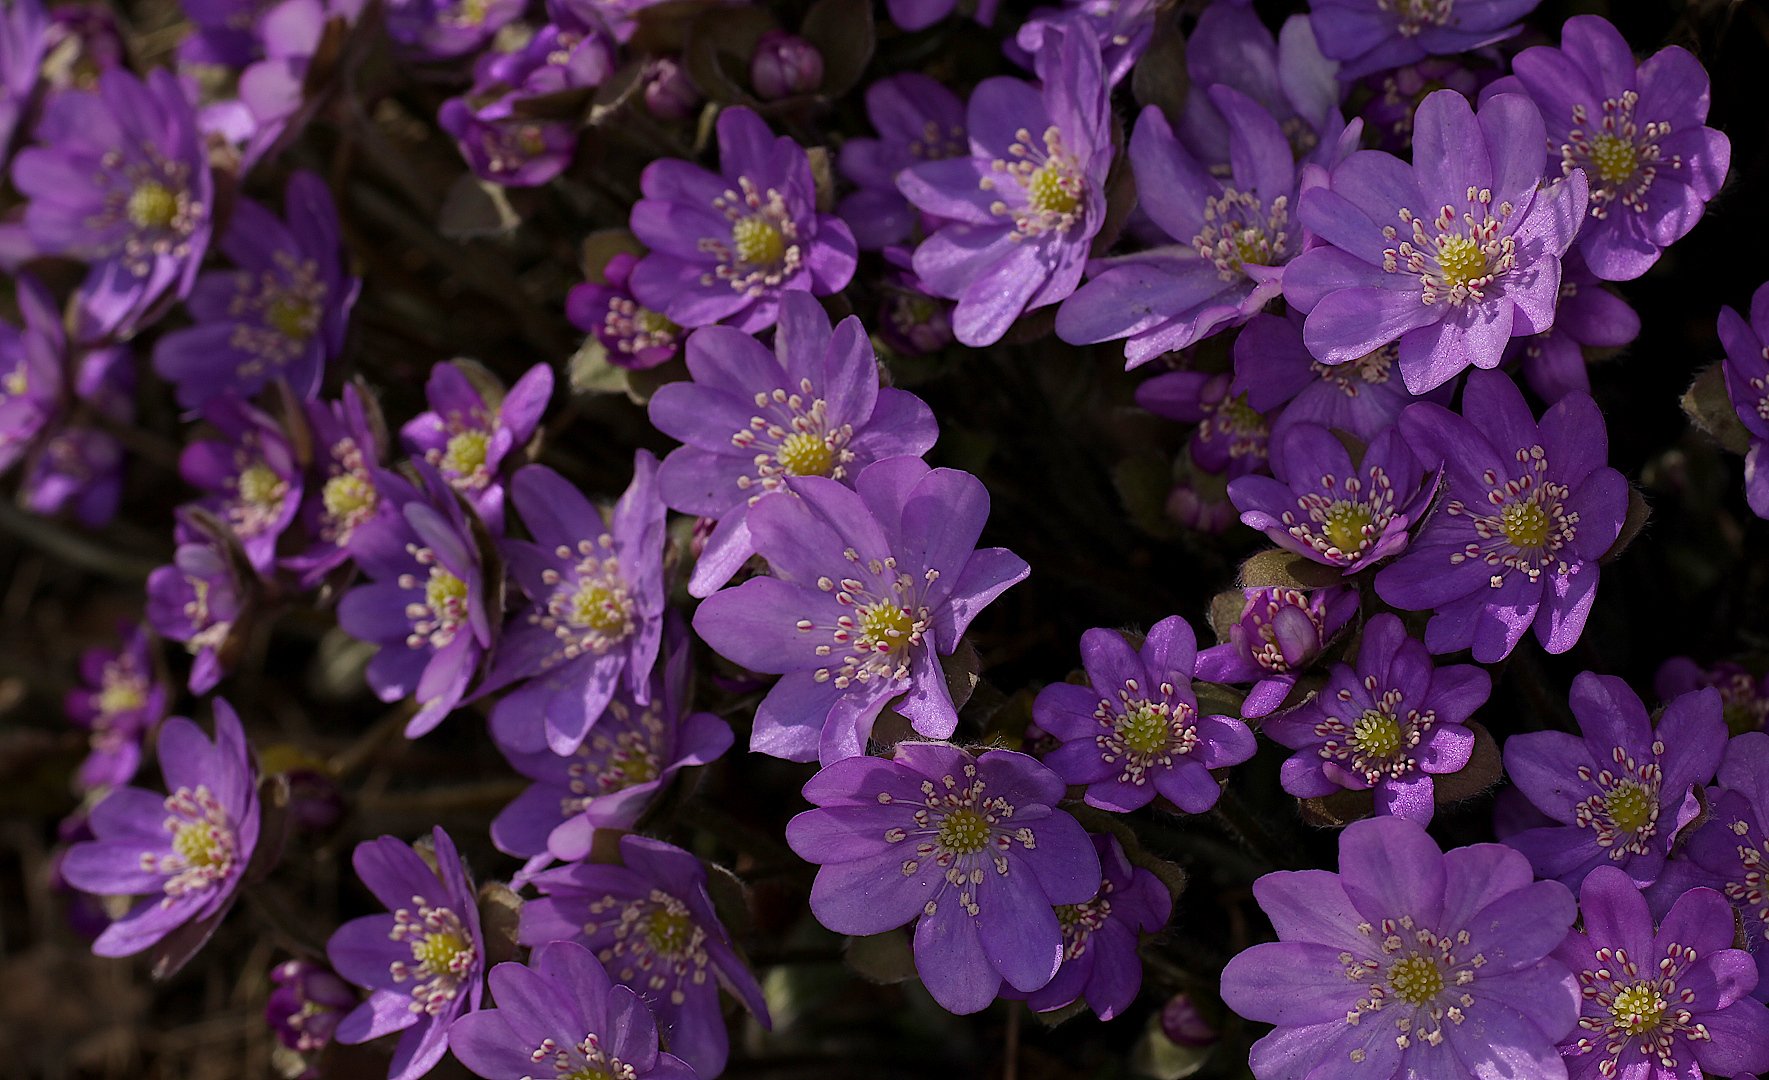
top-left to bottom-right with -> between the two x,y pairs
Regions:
1681,363 -> 1752,454
1431,722 -> 1503,805
1238,548 -> 1346,590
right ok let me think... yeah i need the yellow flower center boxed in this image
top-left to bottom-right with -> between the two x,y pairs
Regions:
127,181 -> 181,230
442,430 -> 490,477
856,601 -> 914,651
456,0 -> 492,23
937,808 -> 990,855
323,473 -> 375,521
1606,781 -> 1654,834
1386,954 -> 1444,1005
238,463 -> 286,509
1027,159 -> 1080,216
1436,235 -> 1488,289
632,307 -> 679,337
1590,134 -> 1638,185
1322,501 -> 1373,555
426,569 -> 468,615
267,294 -> 320,342
171,820 -> 229,871
98,680 -> 146,717
645,907 -> 693,955
1350,710 -> 1404,759
1501,501 -> 1550,548
3,366 -> 26,397
568,577 -> 631,636
1115,702 -> 1172,756
775,431 -> 835,477
410,930 -> 470,974
733,215 -> 786,267
1609,983 -> 1667,1036
562,1070 -> 613,1080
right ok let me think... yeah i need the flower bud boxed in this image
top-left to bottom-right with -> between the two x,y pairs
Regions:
642,57 -> 700,121
749,30 -> 823,101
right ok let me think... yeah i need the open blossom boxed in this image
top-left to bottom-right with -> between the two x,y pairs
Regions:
383,0 -> 521,60
1194,586 -> 1359,718
266,958 -> 357,1073
1657,656 -> 1769,736
1032,616 -> 1256,813
284,383 -> 393,585
1362,56 -> 1502,152
1009,0 -> 1158,89
491,625 -> 732,865
146,517 -> 248,694
1504,248 -> 1639,403
326,828 -> 484,1080
786,743 -> 1102,1015
11,67 -> 212,336
837,73 -> 968,251
60,699 -> 260,965
1504,15 -> 1730,281
1374,370 -> 1630,661
648,291 -> 938,597
518,835 -> 772,1079
692,457 -> 1029,764
1220,816 -> 1580,1079
1284,89 -> 1588,395
1229,423 -> 1434,574
567,252 -> 682,371
336,464 -> 494,738
1309,0 -> 1541,81
1136,370 -> 1272,480
1555,866 -> 1769,1079
64,623 -> 167,792
400,360 -> 553,532
1718,279 -> 1769,520
898,18 -> 1111,347
629,106 -> 857,334
483,454 -> 666,757
1503,672 -> 1726,889
1174,6 -> 1341,169
153,170 -> 357,409
1684,732 -> 1769,1000
1229,312 -> 1434,445
179,396 -> 304,574
448,940 -> 698,1080
1263,614 -> 1489,823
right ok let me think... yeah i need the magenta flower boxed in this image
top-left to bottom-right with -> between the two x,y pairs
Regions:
786,742 -> 1102,1015
1033,616 -> 1256,813
178,395 -> 304,574
1220,816 -> 1580,1079
401,360 -> 552,533
628,106 -> 857,334
1263,614 -> 1490,822
1503,672 -> 1726,889
1506,15 -> 1731,281
61,699 -> 261,966
1718,279 -> 1769,520
1193,586 -> 1358,718
518,835 -> 772,1079
1309,0 -> 1540,80
1284,89 -> 1588,395
648,291 -> 938,597
836,72 -> 968,251
1374,370 -> 1630,661
64,622 -> 167,792
326,828 -> 485,1080
692,457 -> 1029,764
566,252 -> 683,371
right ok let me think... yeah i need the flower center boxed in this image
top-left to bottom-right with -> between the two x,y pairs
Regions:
1386,954 -> 1445,1005
984,125 -> 1086,239
1608,982 -> 1667,1037
3,366 -> 26,397
1115,702 -> 1172,756
150,785 -> 239,897
427,569 -> 468,619
127,180 -> 181,230
1501,500 -> 1550,548
632,307 -> 677,336
442,430 -> 490,478
856,600 -> 914,653
938,808 -> 990,855
1350,710 -> 1404,760
238,463 -> 286,510
266,294 -> 320,342
1323,501 -> 1374,555
1435,235 -> 1487,289
569,576 -> 633,637
732,214 -> 786,267
776,430 -> 835,477
1381,0 -> 1453,34
645,906 -> 693,956
1027,159 -> 1080,216
390,900 -> 476,1015
97,678 -> 146,717
1193,188 -> 1291,280
1589,134 -> 1638,185
411,930 -> 468,973
1605,780 -> 1654,834
323,472 -> 376,524
171,818 -> 228,870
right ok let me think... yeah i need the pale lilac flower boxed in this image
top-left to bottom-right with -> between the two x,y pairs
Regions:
1174,6 -> 1342,169
1228,311 -> 1432,445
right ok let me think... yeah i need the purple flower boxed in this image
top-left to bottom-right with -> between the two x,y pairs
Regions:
1008,0 -> 1157,89
1361,56 -> 1502,153
1135,370 -> 1272,479
38,4 -> 126,93
400,360 -> 553,532
836,73 -> 968,251
641,57 -> 699,121
383,0 -> 521,60
1032,616 -> 1256,813
326,828 -> 485,1080
749,30 -> 821,101
567,252 -> 683,371
1056,89 -> 1320,367
877,251 -> 955,356
1657,656 -> 1769,736
785,742 -> 1102,1015
153,170 -> 357,409
226,0 -> 368,174
1309,0 -> 1540,81
628,106 -> 857,334
1263,613 -> 1490,822
0,273 -> 65,476
1684,732 -> 1769,1001
1505,15 -> 1730,282
647,290 -> 938,597
1718,279 -> 1769,520
1174,6 -> 1342,169
1194,585 -> 1358,718
146,518 -> 248,694
447,940 -> 698,1080
491,625 -> 732,864
60,699 -> 260,964
483,454 -> 666,757
64,622 -> 167,791
1555,865 -> 1769,1079
284,383 -> 394,585
1229,423 -> 1434,573
692,457 -> 1029,763
1220,815 -> 1581,1079
11,67 -> 213,337
337,464 -> 494,738
898,18 -> 1111,346
179,395 -> 304,573
1504,248 -> 1639,402
1284,89 -> 1588,395
267,959 -> 357,1068
882,0 -> 997,33
518,835 -> 771,1078
1373,370 -> 1630,661
1503,672 -> 1726,889
1228,312 -> 1430,445
0,0 -> 45,164
17,331 -> 131,526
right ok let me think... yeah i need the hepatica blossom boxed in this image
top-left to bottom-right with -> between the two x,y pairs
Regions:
400,360 -> 553,531
518,835 -> 771,1079
1285,89 -> 1588,395
484,455 -> 665,757
1553,865 -> 1769,1080
648,291 -> 938,597
692,457 -> 1029,763
0,273 -> 66,477
448,940 -> 698,1080
786,743 -> 1101,1015
61,699 -> 260,964
12,67 -> 212,336
266,958 -> 357,1068
179,395 -> 303,573
1220,816 -> 1580,1079
1718,279 -> 1769,520
1375,370 -> 1629,661
837,72 -> 968,251
0,0 -> 45,165
629,105 -> 857,334
1505,248 -> 1640,403
1263,613 -> 1490,822
1228,313 -> 1435,446
1309,0 -> 1542,81
1194,586 -> 1358,718
326,828 -> 484,1080
1032,616 -> 1256,814
153,170 -> 357,409
1507,15 -> 1730,281
1502,672 -> 1726,888
1174,5 -> 1342,170
567,252 -> 682,371
1684,732 -> 1769,999
1657,656 -> 1769,736
146,518 -> 247,694
898,18 -> 1111,347
285,383 -> 391,585
64,623 -> 167,791
1135,371 -> 1272,480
